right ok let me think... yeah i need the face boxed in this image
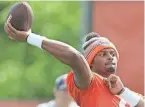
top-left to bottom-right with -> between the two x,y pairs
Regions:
90,48 -> 117,77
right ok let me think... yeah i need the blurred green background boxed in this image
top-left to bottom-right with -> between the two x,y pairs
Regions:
0,1 -> 80,99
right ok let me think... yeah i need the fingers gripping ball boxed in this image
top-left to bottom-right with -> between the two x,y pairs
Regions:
6,2 -> 33,31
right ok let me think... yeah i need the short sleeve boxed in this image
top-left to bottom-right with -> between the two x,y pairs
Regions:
66,72 -> 100,106
66,72 -> 81,105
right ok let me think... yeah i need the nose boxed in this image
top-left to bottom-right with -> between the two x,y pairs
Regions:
107,54 -> 113,61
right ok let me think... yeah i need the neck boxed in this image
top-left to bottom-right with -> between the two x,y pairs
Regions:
94,70 -> 113,78
97,71 -> 109,78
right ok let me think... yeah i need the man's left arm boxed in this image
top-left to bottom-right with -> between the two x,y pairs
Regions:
135,97 -> 144,107
104,74 -> 144,107
119,88 -> 144,107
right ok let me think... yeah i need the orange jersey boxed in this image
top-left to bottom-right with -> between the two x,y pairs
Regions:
66,72 -> 130,107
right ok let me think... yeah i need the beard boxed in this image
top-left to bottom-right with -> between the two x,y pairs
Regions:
106,67 -> 116,72
105,65 -> 117,73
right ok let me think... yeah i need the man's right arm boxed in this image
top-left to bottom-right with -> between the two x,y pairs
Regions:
41,37 -> 92,89
5,23 -> 92,89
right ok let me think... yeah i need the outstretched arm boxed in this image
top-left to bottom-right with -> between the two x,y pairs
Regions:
42,38 -> 92,88
5,23 -> 92,89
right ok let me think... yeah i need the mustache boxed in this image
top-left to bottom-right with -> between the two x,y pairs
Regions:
105,61 -> 116,65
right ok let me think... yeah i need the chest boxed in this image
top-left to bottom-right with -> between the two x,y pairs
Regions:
79,84 -> 128,107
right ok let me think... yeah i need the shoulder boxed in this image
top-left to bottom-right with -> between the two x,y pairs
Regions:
66,72 -> 103,91
66,72 -> 104,104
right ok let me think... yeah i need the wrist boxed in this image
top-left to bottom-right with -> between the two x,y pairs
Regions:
25,29 -> 32,41
117,87 -> 125,95
27,33 -> 46,49
25,34 -> 29,41
119,87 -> 140,106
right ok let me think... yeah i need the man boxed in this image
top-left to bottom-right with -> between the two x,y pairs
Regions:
37,74 -> 79,107
4,23 -> 144,107
70,32 -> 144,106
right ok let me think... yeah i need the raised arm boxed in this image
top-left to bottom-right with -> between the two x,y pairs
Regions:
5,23 -> 92,89
42,39 -> 92,88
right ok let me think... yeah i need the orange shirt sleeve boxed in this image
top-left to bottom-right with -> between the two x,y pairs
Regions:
66,72 -> 81,105
66,72 -> 99,106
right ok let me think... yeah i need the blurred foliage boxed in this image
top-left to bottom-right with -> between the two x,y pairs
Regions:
0,1 -> 80,99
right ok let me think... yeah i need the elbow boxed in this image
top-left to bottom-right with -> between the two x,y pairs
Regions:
68,49 -> 83,66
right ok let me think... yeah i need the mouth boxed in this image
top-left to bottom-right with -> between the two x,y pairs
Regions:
105,62 -> 116,65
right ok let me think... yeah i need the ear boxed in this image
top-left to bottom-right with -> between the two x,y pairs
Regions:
90,62 -> 94,69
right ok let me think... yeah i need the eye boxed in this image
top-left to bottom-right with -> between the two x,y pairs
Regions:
110,52 -> 116,57
98,52 -> 107,57
103,52 -> 107,56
